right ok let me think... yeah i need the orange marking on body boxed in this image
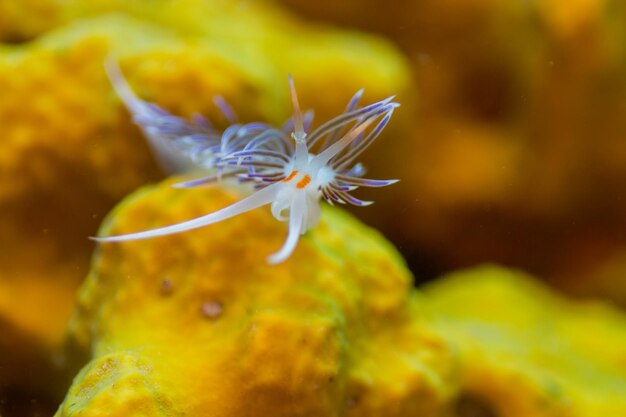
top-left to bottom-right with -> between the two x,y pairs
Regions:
297,175 -> 311,189
283,170 -> 299,182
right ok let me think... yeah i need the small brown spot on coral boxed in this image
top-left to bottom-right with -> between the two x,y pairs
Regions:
159,278 -> 173,296
454,394 -> 498,417
200,301 -> 223,319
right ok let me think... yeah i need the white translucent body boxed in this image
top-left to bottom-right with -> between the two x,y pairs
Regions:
94,71 -> 394,264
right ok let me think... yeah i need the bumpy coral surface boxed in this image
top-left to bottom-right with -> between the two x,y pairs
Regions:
57,183 -> 626,417
0,0 -> 410,405
426,266 -> 626,417
58,179 -> 457,417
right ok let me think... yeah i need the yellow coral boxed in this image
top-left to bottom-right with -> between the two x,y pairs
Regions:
425,266 -> 626,417
58,185 -> 626,416
58,179 -> 456,417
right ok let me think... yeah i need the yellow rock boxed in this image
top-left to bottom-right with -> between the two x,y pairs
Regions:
425,265 -> 626,417
57,179 -> 456,417
0,0 -> 411,397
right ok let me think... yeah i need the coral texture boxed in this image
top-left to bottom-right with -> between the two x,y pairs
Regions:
57,183 -> 626,417
58,179 -> 457,417
426,266 -> 626,417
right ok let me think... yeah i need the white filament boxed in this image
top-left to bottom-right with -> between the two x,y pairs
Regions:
92,182 -> 281,242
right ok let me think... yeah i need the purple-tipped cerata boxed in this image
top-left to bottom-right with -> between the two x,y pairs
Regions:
94,62 -> 399,264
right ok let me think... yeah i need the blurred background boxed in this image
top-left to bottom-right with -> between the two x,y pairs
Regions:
1,0 -> 626,415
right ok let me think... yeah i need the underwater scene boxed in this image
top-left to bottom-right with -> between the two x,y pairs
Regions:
1,0 -> 626,416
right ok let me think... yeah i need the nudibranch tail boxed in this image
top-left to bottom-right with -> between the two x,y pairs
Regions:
105,59 -> 221,173
105,59 -> 144,116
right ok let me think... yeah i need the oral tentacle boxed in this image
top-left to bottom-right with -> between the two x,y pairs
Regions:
91,181 -> 282,242
271,196 -> 292,221
267,191 -> 307,264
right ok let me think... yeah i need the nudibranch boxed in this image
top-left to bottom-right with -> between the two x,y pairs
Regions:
94,62 -> 399,264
